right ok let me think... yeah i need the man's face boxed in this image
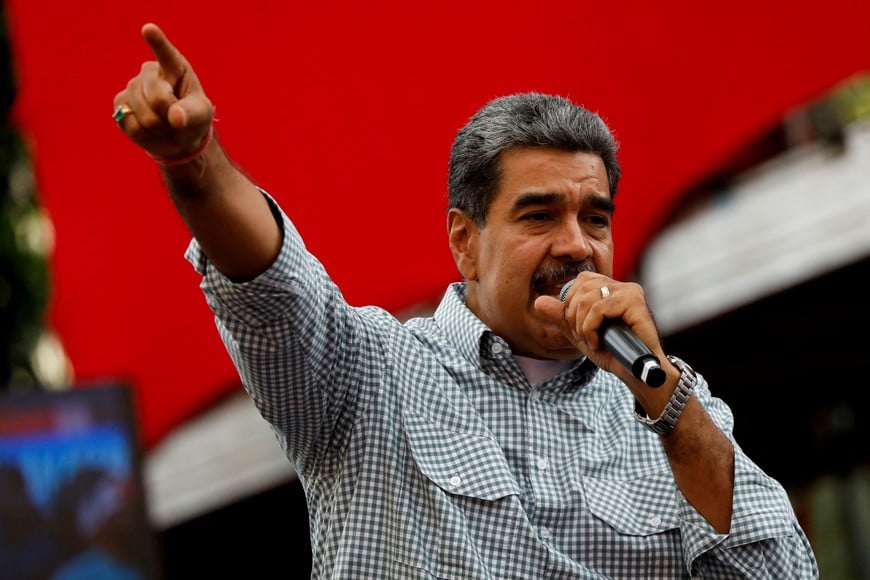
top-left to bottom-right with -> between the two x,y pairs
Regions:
448,147 -> 615,359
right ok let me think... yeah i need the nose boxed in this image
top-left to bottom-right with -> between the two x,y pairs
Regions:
552,219 -> 592,260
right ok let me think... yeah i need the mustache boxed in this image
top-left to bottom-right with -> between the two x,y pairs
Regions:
531,261 -> 596,290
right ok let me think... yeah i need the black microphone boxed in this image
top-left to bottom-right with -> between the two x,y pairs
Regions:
559,280 -> 666,387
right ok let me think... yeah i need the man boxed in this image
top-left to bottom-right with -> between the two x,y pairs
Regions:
114,22 -> 818,578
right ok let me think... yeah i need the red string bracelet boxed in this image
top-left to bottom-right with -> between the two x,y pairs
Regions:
151,124 -> 215,167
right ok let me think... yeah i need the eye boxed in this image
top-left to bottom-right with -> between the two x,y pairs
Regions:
586,214 -> 611,228
523,211 -> 552,222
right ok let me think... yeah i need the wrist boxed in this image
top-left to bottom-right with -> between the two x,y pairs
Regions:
634,355 -> 697,434
151,124 -> 215,167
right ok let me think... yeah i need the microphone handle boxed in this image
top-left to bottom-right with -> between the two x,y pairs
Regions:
600,321 -> 666,387
559,280 -> 665,387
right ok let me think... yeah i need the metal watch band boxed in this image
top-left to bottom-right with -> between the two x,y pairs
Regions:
633,355 -> 697,434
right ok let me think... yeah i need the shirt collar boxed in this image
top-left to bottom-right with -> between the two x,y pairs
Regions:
434,282 -> 595,383
434,282 -> 492,367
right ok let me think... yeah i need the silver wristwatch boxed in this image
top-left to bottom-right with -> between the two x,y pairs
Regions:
633,355 -> 697,434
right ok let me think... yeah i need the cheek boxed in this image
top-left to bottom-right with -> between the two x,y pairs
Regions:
591,241 -> 614,274
482,233 -> 542,288
496,248 -> 535,285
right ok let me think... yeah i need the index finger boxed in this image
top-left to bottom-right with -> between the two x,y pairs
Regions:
141,23 -> 188,81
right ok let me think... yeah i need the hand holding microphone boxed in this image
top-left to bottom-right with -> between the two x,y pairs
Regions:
559,279 -> 666,387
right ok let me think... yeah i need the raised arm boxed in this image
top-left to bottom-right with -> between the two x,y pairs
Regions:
113,23 -> 281,281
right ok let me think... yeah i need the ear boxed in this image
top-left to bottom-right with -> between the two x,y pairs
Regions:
447,208 -> 479,281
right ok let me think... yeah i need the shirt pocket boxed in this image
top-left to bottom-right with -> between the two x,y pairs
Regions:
395,411 -> 524,579
404,410 -> 521,499
582,471 -> 681,536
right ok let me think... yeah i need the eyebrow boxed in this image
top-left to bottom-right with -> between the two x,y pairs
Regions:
513,191 -> 615,214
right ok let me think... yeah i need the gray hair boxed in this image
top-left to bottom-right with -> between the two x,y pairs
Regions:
447,92 -> 621,225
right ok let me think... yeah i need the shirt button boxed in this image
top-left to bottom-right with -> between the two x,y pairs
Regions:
649,515 -> 662,527
530,391 -> 541,401
539,527 -> 551,540
449,475 -> 462,488
491,342 -> 504,355
536,458 -> 550,471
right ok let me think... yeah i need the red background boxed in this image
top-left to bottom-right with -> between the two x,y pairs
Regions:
6,0 -> 870,448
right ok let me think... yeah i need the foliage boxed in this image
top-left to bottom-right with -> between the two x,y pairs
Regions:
0,3 -> 51,387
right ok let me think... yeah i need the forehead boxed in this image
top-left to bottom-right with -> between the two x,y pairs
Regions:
497,147 -> 609,197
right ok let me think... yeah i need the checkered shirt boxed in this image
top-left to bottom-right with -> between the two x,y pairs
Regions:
186,194 -> 818,579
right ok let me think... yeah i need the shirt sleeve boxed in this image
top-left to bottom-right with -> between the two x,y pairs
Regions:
183,189 -> 387,475
674,376 -> 819,577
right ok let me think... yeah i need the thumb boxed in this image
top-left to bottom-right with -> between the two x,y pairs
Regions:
167,96 -> 214,130
534,294 -> 567,324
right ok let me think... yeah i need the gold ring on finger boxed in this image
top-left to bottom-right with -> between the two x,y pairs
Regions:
113,104 -> 133,124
